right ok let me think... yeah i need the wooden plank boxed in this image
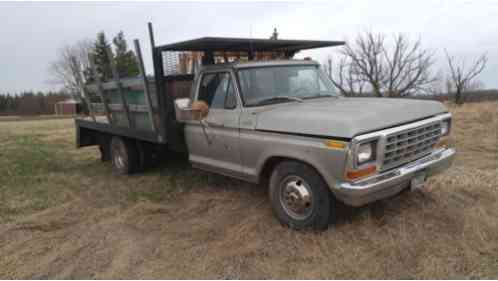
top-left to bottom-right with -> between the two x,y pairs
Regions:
86,77 -> 144,92
106,47 -> 132,128
108,103 -> 149,112
90,103 -> 105,113
89,54 -> 113,124
134,39 -> 158,133
92,102 -> 152,113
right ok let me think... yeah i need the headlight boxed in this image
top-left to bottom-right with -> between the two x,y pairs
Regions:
357,142 -> 376,165
441,119 -> 451,136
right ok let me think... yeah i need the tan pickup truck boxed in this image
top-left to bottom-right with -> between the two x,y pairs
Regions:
76,30 -> 455,230
173,59 -> 455,230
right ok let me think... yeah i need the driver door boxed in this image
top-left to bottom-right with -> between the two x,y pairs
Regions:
184,71 -> 243,178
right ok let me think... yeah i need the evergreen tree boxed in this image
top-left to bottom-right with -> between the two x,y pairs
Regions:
93,32 -> 113,82
83,66 -> 95,84
113,31 -> 140,78
0,94 -> 5,112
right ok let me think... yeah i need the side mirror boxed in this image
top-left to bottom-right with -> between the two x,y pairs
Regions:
174,98 -> 209,122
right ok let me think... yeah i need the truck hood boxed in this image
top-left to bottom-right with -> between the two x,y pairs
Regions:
254,97 -> 448,139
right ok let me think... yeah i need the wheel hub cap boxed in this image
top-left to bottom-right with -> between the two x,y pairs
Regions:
112,141 -> 127,169
280,176 -> 313,220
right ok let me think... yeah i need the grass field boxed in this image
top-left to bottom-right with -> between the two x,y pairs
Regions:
0,102 -> 497,279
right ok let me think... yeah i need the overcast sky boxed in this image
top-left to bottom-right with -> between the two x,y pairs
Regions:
1,0 -> 497,93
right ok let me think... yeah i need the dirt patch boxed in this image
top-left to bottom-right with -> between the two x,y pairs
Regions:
0,102 -> 497,279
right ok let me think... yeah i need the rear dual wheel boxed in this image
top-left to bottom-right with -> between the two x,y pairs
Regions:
110,136 -> 138,175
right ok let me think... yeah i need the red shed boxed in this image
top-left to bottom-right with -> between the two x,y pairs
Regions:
54,99 -> 81,116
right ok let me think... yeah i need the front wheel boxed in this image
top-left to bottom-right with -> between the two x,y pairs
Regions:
269,161 -> 334,231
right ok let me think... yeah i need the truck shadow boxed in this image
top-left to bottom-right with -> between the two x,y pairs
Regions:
152,155 -> 433,230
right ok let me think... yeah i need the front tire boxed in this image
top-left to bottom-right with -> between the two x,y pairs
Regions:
269,161 -> 334,231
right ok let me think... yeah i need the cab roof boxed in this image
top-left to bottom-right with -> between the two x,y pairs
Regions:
201,59 -> 319,71
155,37 -> 344,52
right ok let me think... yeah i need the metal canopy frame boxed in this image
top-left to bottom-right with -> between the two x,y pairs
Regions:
155,37 -> 345,53
150,24 -> 345,147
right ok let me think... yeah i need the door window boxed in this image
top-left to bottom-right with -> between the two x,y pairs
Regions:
198,72 -> 237,109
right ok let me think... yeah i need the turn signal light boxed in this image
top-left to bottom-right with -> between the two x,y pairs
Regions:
346,165 -> 377,180
325,140 -> 346,150
434,136 -> 450,149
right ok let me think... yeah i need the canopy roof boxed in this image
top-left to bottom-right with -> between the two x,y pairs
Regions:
155,37 -> 344,53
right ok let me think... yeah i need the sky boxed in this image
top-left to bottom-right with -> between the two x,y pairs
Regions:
1,0 -> 497,93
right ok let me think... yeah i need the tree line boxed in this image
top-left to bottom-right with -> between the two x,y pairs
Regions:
325,32 -> 489,104
0,31 -> 140,116
0,91 -> 70,116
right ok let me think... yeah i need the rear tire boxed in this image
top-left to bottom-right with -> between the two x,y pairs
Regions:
110,136 -> 138,175
269,161 -> 334,231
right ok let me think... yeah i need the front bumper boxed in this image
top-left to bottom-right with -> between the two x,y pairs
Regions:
333,148 -> 456,206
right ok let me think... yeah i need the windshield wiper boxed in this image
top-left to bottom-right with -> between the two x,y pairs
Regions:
253,96 -> 303,106
302,93 -> 335,100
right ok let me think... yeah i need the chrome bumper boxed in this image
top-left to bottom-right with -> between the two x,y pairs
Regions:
333,148 -> 456,206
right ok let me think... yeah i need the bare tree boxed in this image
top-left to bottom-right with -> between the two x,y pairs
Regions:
427,69 -> 446,96
330,32 -> 436,97
47,39 -> 93,97
330,56 -> 366,96
445,51 -> 488,104
383,34 -> 436,96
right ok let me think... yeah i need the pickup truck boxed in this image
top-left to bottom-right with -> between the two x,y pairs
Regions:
76,26 -> 455,230
173,59 -> 455,230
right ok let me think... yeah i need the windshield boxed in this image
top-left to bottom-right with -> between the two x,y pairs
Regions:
237,65 -> 337,107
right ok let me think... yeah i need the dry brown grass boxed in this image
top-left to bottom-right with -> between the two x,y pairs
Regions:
0,102 -> 497,279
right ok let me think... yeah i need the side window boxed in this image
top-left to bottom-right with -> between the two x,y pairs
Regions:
198,73 -> 217,106
197,72 -> 237,110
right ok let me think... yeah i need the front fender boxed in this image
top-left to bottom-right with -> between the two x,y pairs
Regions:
242,130 -> 349,189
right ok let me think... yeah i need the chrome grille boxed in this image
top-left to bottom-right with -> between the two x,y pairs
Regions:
381,122 -> 442,171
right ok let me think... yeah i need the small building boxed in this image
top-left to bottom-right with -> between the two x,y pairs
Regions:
54,99 -> 81,115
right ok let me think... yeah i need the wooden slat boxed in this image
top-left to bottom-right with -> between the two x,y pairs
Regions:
85,77 -> 145,92
107,103 -> 149,112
